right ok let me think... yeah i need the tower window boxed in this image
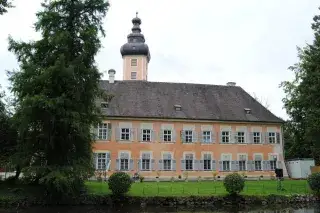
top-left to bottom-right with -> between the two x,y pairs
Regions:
131,59 -> 137,66
131,72 -> 137,80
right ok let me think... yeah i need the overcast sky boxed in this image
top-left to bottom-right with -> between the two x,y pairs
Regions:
0,0 -> 319,120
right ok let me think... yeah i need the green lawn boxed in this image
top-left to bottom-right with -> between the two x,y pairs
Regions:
86,180 -> 310,196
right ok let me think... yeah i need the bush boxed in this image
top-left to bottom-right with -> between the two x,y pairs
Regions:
307,172 -> 320,195
223,173 -> 245,195
108,172 -> 132,196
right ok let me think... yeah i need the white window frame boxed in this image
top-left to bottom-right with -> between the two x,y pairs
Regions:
184,130 -> 193,143
237,131 -> 245,143
131,58 -> 137,66
95,151 -> 110,170
221,131 -> 230,143
119,151 -> 131,171
202,131 -> 211,143
202,152 -> 212,171
269,153 -> 278,170
140,151 -> 152,171
237,153 -> 248,171
253,153 -> 263,171
131,71 -> 137,80
141,129 -> 152,142
163,129 -> 172,142
162,152 -> 173,171
97,123 -> 110,140
120,128 -> 130,141
268,132 -> 276,144
184,152 -> 195,171
221,153 -> 232,171
253,132 -> 261,144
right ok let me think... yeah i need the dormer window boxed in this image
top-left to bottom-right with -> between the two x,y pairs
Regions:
101,102 -> 109,109
174,104 -> 182,111
244,108 -> 251,114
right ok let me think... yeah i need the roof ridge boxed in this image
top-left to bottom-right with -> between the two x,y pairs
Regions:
99,79 -> 241,88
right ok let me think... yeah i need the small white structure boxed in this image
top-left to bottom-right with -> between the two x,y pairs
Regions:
286,158 -> 315,179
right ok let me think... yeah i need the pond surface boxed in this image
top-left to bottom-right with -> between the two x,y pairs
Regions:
1,204 -> 319,213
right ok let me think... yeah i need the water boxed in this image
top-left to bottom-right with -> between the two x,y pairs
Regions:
0,204 -> 319,213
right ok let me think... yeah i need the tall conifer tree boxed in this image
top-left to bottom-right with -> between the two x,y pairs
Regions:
8,0 -> 109,195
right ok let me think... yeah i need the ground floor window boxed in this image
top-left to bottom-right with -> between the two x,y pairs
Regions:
163,153 -> 172,170
270,160 -> 277,170
203,153 -> 212,170
223,161 -> 230,171
185,154 -> 194,170
239,160 -> 246,171
254,161 -> 262,171
120,152 -> 129,171
141,153 -> 151,171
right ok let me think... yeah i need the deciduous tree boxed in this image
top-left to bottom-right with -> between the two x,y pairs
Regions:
281,7 -> 320,165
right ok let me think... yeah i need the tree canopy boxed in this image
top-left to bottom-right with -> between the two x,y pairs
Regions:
281,7 -> 320,165
8,0 -> 109,196
0,0 -> 13,15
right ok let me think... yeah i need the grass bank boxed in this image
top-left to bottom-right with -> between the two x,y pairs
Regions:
86,180 -> 310,196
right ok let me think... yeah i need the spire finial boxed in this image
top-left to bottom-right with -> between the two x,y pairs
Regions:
136,11 -> 138,18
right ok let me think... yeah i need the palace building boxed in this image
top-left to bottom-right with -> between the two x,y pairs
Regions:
92,14 -> 288,179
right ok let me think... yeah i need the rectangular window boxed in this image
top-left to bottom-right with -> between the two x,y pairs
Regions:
221,131 -> 230,143
163,153 -> 172,171
163,130 -> 172,142
203,153 -> 211,170
131,59 -> 137,66
270,154 -> 277,170
121,128 -> 130,140
239,161 -> 246,171
254,161 -> 262,171
142,129 -> 151,142
98,123 -> 109,140
253,132 -> 261,144
238,154 -> 247,171
185,154 -> 193,170
223,161 -> 230,171
270,160 -> 277,170
131,72 -> 137,80
202,131 -> 211,143
120,152 -> 129,171
237,132 -> 245,143
184,130 -> 193,143
141,153 -> 151,171
97,153 -> 110,170
268,132 -> 276,144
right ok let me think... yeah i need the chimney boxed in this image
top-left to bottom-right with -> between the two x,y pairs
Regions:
108,69 -> 116,83
226,82 -> 236,86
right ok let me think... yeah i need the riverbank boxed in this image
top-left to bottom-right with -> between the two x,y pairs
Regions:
0,192 -> 319,208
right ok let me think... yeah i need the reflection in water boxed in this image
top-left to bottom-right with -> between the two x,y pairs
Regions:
0,204 -> 319,213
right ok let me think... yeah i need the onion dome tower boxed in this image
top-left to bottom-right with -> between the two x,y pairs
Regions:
120,12 -> 150,81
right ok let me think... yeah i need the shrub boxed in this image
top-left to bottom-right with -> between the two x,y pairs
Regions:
307,172 -> 320,195
108,172 -> 132,196
223,173 -> 245,195
139,175 -> 144,183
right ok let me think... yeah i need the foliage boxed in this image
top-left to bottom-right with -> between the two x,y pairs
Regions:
223,173 -> 245,195
307,172 -> 320,195
281,7 -> 320,165
39,166 -> 86,199
0,0 -> 13,15
139,175 -> 144,183
108,172 -> 132,196
0,88 -> 18,170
